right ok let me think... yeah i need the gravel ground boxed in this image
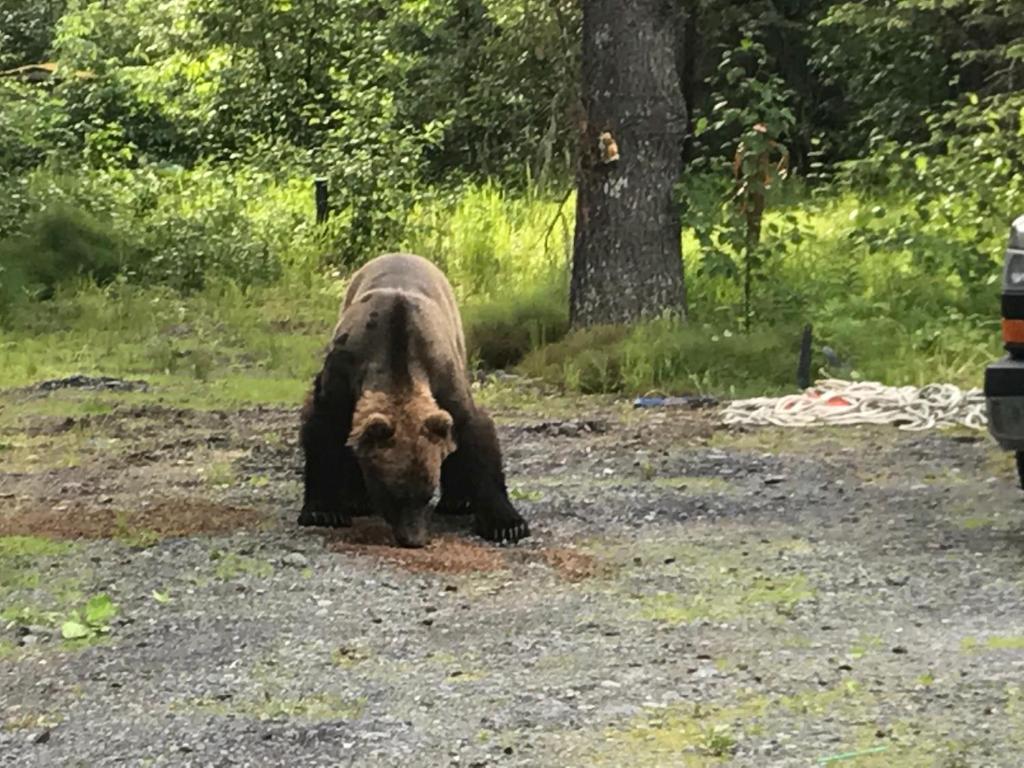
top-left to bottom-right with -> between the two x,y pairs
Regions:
2,381 -> 1024,767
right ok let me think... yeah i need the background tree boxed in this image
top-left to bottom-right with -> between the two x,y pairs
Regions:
569,0 -> 687,328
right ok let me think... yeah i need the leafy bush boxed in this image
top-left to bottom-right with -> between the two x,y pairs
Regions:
521,318 -> 806,396
463,279 -> 568,370
0,203 -> 124,315
6,163 -> 321,296
129,180 -> 282,292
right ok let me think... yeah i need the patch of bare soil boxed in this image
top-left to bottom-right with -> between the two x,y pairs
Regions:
326,518 -> 603,579
327,520 -> 507,574
0,497 -> 266,541
533,546 -> 604,581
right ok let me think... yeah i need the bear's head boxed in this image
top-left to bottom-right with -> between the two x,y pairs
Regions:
348,387 -> 456,547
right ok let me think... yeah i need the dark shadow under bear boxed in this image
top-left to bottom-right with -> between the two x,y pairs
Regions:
298,252 -> 530,548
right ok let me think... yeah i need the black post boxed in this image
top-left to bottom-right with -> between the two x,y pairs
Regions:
314,177 -> 329,224
797,323 -> 813,390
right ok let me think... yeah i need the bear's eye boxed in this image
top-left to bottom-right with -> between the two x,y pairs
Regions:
357,413 -> 395,445
422,411 -> 453,442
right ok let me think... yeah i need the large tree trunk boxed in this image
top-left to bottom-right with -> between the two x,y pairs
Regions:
570,0 -> 687,328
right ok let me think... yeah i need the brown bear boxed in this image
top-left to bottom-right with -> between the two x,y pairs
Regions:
298,252 -> 530,548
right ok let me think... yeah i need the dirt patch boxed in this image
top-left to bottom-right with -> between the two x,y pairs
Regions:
327,520 -> 507,574
0,498 -> 266,541
533,546 -> 603,581
326,519 -> 603,579
31,375 -> 150,393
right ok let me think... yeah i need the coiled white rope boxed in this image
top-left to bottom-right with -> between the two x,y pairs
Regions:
720,379 -> 987,431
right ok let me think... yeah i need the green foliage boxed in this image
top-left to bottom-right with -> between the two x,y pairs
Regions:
0,0 -> 1017,399
687,36 -> 797,329
0,0 -> 65,69
699,37 -> 796,161
0,271 -> 337,393
404,182 -> 571,301
521,319 -> 805,397
0,179 -> 1002,399
463,280 -> 568,369
61,593 -> 117,641
0,203 -> 123,314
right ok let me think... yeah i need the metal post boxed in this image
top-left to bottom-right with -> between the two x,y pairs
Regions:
314,177 -> 329,224
797,324 -> 813,390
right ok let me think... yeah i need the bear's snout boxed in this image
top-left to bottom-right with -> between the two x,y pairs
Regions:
392,514 -> 430,548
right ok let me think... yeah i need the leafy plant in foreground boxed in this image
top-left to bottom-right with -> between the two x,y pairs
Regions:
61,593 -> 118,641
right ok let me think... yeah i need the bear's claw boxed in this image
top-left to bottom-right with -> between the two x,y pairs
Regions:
434,496 -> 471,517
297,505 -> 353,528
477,517 -> 530,545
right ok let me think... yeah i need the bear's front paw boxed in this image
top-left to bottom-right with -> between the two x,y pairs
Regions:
434,495 -> 471,517
475,498 -> 530,545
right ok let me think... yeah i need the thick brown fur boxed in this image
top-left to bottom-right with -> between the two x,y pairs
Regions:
349,384 -> 456,504
299,253 -> 529,547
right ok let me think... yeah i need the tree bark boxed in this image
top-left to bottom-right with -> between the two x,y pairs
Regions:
570,0 -> 687,328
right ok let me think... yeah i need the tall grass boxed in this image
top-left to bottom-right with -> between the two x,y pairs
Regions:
0,176 -> 1004,403
403,182 -> 573,302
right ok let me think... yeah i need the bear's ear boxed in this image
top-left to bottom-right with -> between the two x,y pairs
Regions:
422,410 -> 453,444
350,412 -> 395,449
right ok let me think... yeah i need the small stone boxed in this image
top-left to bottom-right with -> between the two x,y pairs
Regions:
892,646 -> 908,655
763,475 -> 787,485
885,573 -> 909,587
282,552 -> 309,568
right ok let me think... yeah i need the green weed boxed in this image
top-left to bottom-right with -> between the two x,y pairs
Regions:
60,594 -> 117,643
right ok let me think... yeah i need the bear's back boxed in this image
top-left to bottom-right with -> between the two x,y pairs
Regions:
335,253 -> 467,381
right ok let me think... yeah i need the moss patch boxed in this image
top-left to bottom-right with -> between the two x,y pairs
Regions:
331,645 -> 371,668
962,635 -> 1024,652
3,708 -> 63,732
586,677 -> 898,766
0,535 -> 73,559
638,574 -> 814,624
211,551 -> 275,581
0,432 -> 88,471
595,534 -> 817,625
190,692 -> 364,722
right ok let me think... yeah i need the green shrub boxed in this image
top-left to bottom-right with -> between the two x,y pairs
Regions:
521,318 -> 807,397
0,203 -> 124,316
463,278 -> 569,369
